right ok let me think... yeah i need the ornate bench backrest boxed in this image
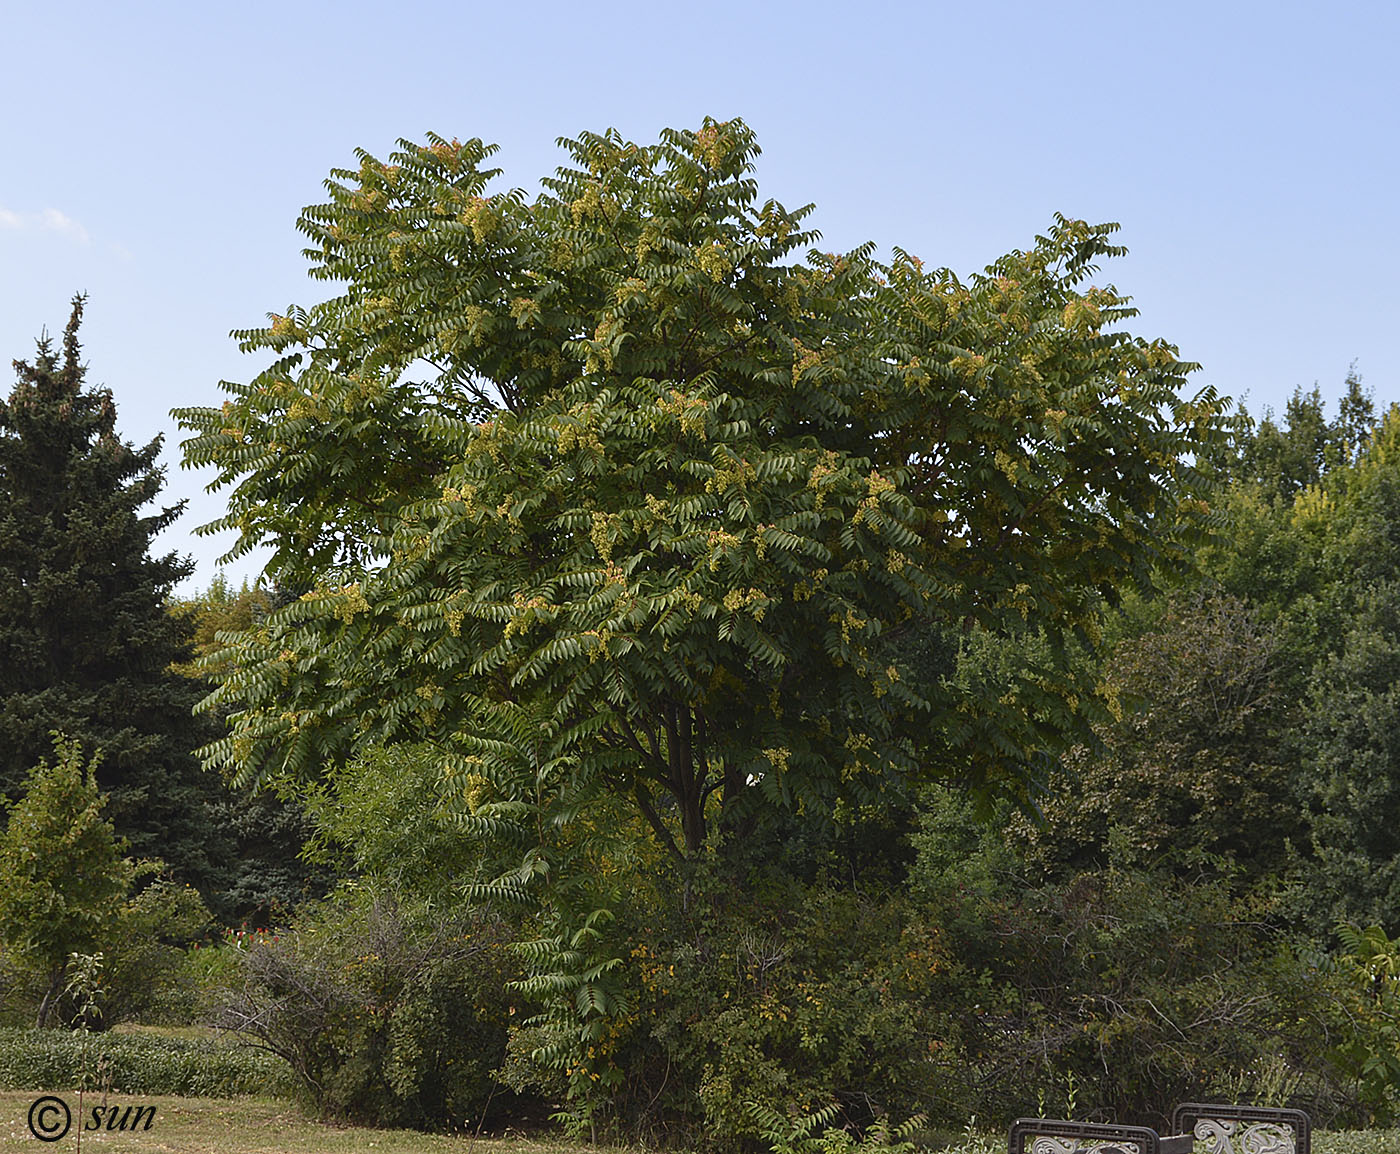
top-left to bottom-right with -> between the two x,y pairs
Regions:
1169,1103 -> 1311,1154
1009,1118 -> 1192,1154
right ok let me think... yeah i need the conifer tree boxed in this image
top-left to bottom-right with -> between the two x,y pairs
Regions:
0,296 -> 226,887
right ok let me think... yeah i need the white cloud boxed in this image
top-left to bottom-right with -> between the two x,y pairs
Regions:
0,205 -> 90,242
38,208 -> 89,242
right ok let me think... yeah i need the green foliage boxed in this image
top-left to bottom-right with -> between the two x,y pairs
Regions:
63,949 -> 107,1050
169,574 -> 329,926
923,1125 -> 1002,1154
211,891 -> 519,1131
150,120 -> 1400,1142
457,705 -> 644,1137
1235,372 -> 1376,500
908,798 -> 1347,1128
1027,594 -> 1296,881
169,572 -> 273,677
1328,923 -> 1400,1119
1201,403 -> 1400,936
176,119 -> 1230,855
536,864 -> 959,1146
202,787 -> 331,928
100,877 -> 213,1025
172,123 -> 1231,1105
0,740 -> 218,1030
0,1025 -> 291,1095
1300,584 -> 1400,931
0,740 -> 134,1026
0,297 -> 225,887
1208,399 -> 1400,665
747,1102 -> 926,1154
301,743 -> 494,899
1317,1130 -> 1400,1154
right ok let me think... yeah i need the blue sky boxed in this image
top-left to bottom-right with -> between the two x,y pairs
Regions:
3,0 -> 1396,591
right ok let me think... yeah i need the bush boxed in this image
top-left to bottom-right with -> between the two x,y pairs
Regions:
1326,923 -> 1400,1122
528,860 -> 960,1149
908,790 -> 1356,1129
1317,1131 -> 1400,1154
211,889 -> 520,1131
97,877 -> 214,1026
0,1025 -> 291,1096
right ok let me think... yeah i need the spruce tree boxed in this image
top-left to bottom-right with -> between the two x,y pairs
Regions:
0,296 -> 227,888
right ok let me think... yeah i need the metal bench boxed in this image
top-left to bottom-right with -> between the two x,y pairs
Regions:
1170,1103 -> 1310,1154
1008,1118 -> 1193,1154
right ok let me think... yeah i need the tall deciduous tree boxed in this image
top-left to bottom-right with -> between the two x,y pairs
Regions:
176,120 -> 1230,861
0,297 -> 224,886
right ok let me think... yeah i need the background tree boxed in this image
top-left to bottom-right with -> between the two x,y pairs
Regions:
0,739 -> 133,1027
0,298 -> 226,888
1203,391 -> 1400,937
1301,581 -> 1400,931
1236,371 -> 1375,501
170,575 -> 327,924
1286,412 -> 1400,932
169,573 -> 273,676
1023,594 -> 1295,882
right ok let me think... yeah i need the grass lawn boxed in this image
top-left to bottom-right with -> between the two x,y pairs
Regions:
4,1090 -> 1400,1154
0,1091 -> 600,1154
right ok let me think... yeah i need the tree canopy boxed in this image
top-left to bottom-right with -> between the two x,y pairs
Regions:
177,119 -> 1230,858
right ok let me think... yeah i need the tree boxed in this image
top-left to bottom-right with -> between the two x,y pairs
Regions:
1234,370 -> 1376,501
169,572 -> 273,676
176,120 -> 1230,861
0,298 -> 226,887
1203,403 -> 1400,933
0,739 -> 134,1027
1300,581 -> 1400,933
169,576 -> 327,924
1024,594 -> 1296,881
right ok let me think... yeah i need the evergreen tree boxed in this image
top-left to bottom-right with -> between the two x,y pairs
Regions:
1235,370 -> 1377,500
0,296 -> 227,888
1301,581 -> 1400,933
169,575 -> 329,924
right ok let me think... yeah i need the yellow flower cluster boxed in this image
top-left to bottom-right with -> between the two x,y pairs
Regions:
655,391 -> 709,440
706,455 -> 756,495
721,587 -> 768,621
302,582 -> 371,624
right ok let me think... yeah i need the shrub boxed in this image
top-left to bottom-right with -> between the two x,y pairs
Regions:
1317,1131 -> 1400,1154
0,740 -> 133,1027
211,890 -> 520,1130
0,1025 -> 291,1096
98,877 -> 214,1025
1326,923 -> 1400,1122
908,792 -> 1355,1128
539,862 -> 962,1149
748,1102 -> 927,1154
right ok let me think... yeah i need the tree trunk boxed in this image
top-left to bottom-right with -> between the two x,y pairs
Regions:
665,702 -> 707,855
36,964 -> 64,1029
